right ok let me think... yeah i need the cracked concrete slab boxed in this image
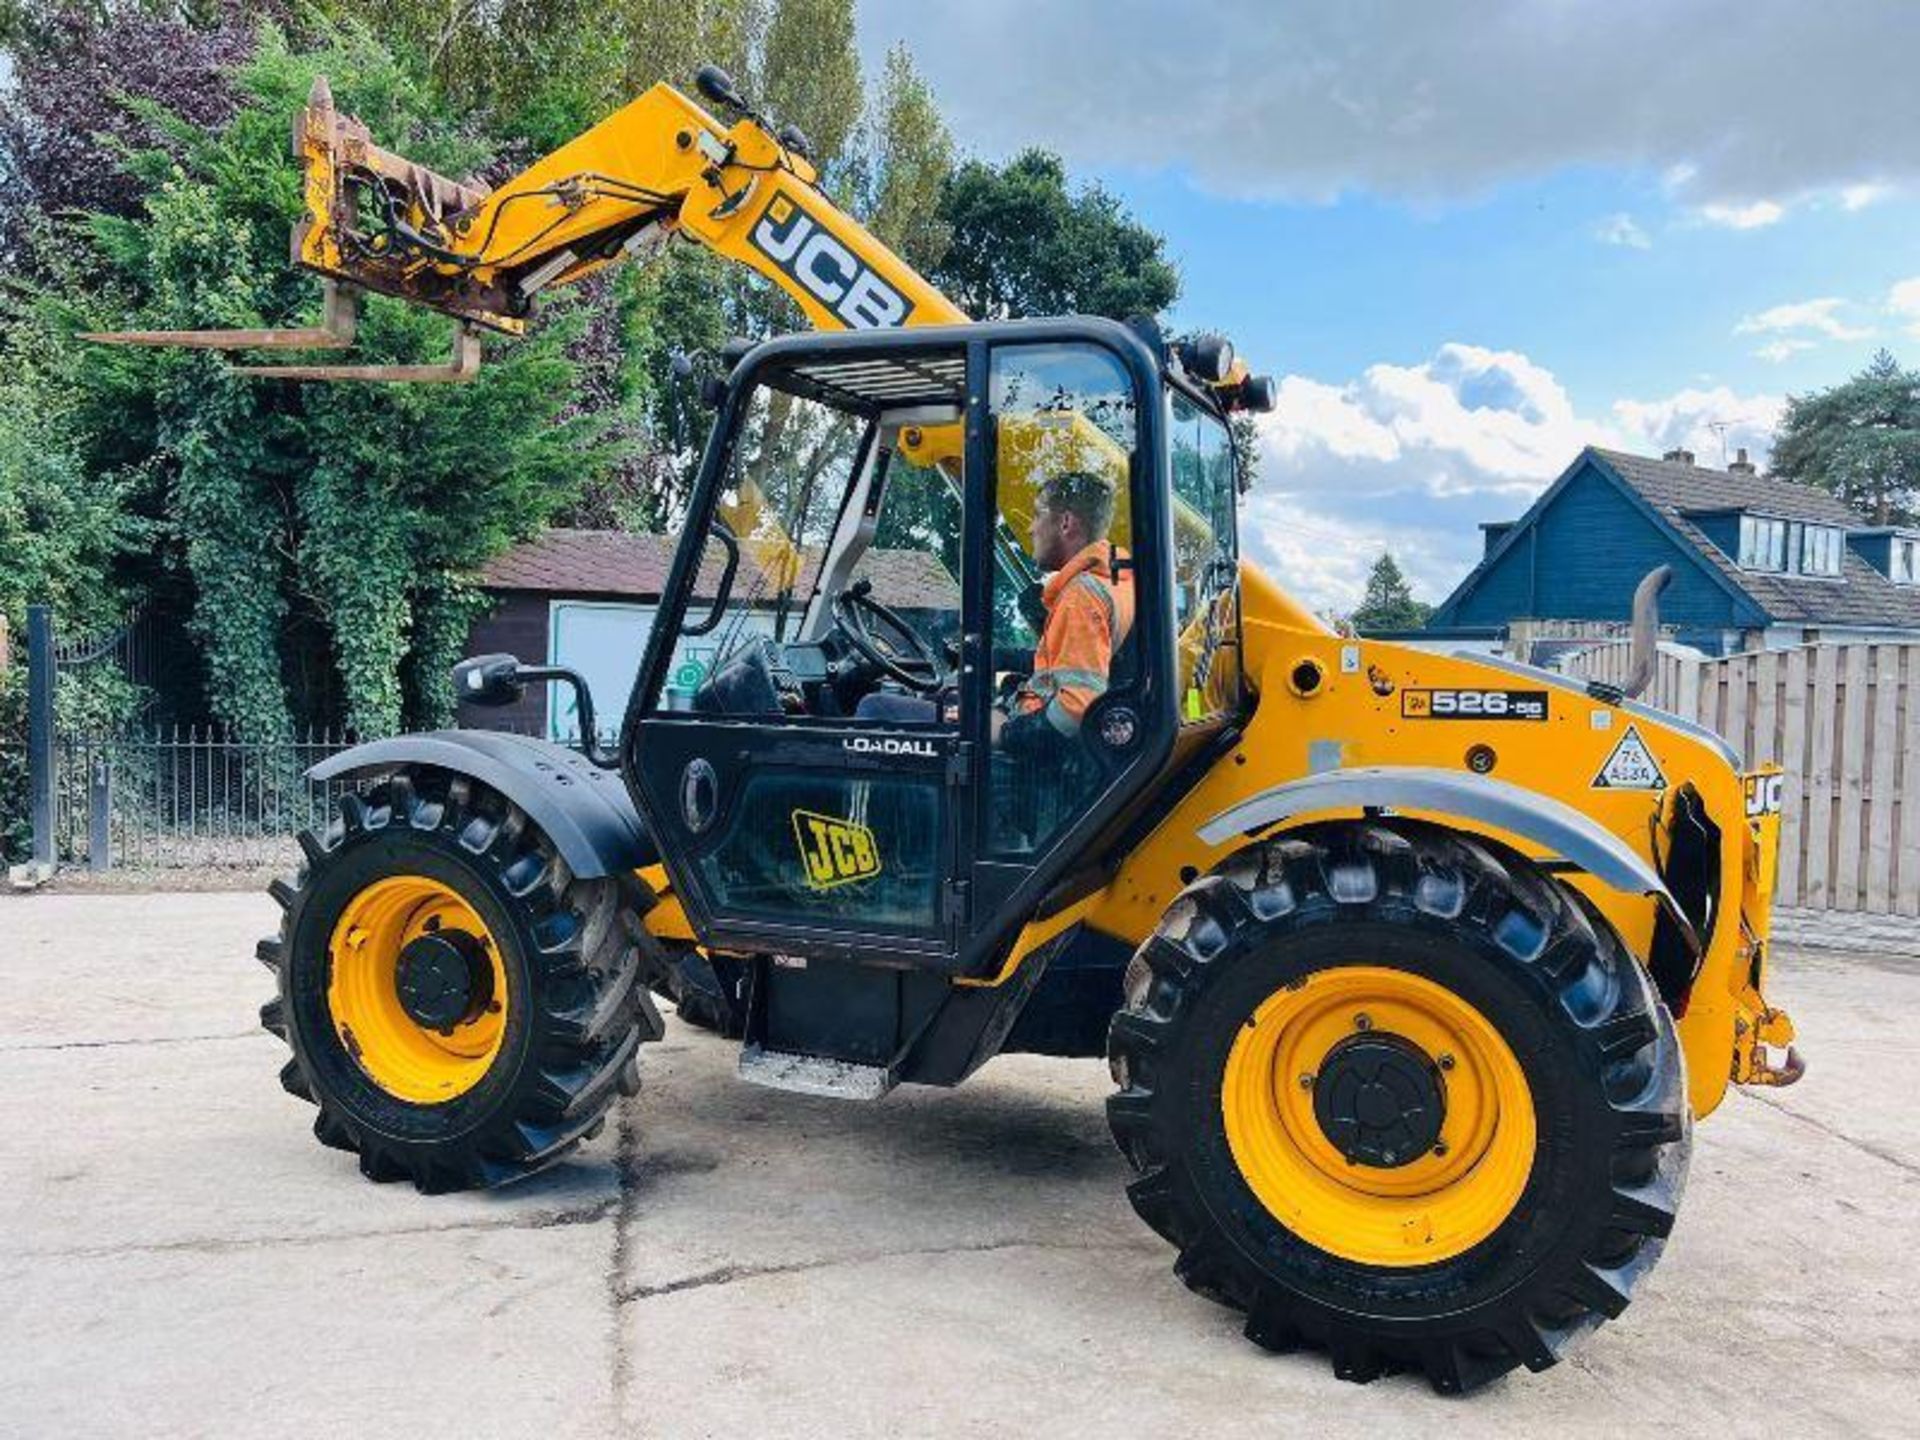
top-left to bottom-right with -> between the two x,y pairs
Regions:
1,890 -> 1916,1436
0,1219 -> 619,1438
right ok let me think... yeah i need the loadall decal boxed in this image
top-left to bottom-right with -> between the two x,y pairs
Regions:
749,194 -> 916,329
1400,688 -> 1548,721
792,809 -> 882,889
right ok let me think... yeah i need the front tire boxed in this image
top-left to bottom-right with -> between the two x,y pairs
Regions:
1107,822 -> 1689,1392
257,770 -> 664,1193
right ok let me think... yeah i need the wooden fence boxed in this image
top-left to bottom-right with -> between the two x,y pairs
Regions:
1559,640 -> 1920,915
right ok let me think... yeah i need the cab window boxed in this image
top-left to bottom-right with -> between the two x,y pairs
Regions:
652,370 -> 963,725
984,341 -> 1140,856
1168,389 -> 1242,723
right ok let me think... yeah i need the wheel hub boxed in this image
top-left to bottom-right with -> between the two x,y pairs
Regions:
1311,1032 -> 1445,1169
394,929 -> 492,1032
1221,965 -> 1536,1267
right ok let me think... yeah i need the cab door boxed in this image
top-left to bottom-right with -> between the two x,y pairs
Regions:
963,335 -> 1177,963
623,339 -> 974,966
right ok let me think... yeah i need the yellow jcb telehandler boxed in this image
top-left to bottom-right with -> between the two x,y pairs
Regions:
93,65 -> 1803,1392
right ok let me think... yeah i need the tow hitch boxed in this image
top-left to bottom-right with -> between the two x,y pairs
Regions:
1736,1006 -> 1806,1088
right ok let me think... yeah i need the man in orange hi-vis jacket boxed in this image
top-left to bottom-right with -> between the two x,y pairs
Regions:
993,470 -> 1135,757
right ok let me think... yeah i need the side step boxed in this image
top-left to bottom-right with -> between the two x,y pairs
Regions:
737,1045 -> 896,1101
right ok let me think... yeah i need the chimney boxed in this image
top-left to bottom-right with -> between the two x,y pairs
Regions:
1663,447 -> 1695,465
1728,447 -> 1756,475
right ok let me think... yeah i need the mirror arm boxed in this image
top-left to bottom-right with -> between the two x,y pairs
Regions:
512,664 -> 618,768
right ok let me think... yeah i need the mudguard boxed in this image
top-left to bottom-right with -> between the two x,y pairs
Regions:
1197,765 -> 1697,953
308,731 -> 656,879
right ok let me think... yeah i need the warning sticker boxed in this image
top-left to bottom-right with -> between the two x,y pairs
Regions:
1592,725 -> 1667,791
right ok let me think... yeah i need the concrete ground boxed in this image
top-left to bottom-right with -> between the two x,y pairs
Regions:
1,892 -> 1915,1438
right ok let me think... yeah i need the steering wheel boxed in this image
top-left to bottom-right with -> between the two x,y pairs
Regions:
831,579 -> 950,695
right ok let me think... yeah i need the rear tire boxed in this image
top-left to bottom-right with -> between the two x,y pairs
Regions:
1106,822 -> 1689,1393
257,769 -> 664,1193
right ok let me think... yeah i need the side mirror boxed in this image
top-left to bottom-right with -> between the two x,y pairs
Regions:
452,653 -> 526,708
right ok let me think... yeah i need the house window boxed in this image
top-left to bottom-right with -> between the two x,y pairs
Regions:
1800,525 -> 1844,577
1739,515 -> 1843,576
1894,537 -> 1919,584
1739,514 -> 1788,572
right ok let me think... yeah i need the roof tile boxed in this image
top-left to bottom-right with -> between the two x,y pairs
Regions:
1589,449 -> 1920,630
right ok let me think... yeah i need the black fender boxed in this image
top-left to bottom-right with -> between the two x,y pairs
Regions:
1196,765 -> 1698,954
308,731 -> 656,879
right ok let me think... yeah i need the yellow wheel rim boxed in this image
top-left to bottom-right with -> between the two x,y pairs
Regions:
326,875 -> 509,1105
1221,965 -> 1535,1267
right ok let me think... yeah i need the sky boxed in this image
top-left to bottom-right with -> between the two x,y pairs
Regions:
856,0 -> 1920,612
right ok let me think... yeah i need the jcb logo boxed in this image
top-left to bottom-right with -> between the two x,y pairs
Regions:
1745,772 -> 1785,818
792,809 -> 882,889
750,195 -> 915,329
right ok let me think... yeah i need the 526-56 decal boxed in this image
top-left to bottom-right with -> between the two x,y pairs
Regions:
1401,688 -> 1549,722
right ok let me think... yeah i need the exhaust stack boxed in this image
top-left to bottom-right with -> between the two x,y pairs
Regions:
1622,565 -> 1673,700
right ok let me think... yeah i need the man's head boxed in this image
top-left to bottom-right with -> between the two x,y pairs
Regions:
1029,470 -> 1117,571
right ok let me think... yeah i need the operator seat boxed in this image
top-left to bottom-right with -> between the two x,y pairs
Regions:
692,641 -> 785,716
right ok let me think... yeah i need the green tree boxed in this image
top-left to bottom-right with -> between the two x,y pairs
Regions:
848,43 -> 953,272
1349,552 -> 1432,632
933,149 -> 1180,321
0,320 -> 140,861
761,0 -> 860,178
1772,349 -> 1920,526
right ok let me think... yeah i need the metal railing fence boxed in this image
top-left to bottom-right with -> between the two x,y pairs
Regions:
48,727 -> 363,869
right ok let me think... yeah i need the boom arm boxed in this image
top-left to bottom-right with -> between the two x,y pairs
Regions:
89,69 -> 965,379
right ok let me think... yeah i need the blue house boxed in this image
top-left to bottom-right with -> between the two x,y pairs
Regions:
1427,446 -> 1920,656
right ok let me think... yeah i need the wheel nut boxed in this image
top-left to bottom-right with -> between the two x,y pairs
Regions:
1298,1073 -> 1315,1089
1353,1013 -> 1373,1031
1433,1141 -> 1449,1157
1438,1052 -> 1455,1071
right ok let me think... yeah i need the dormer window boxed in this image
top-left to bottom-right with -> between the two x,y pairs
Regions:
1736,514 -> 1843,576
1894,536 -> 1919,585
1800,524 -> 1844,577
1738,514 -> 1788,571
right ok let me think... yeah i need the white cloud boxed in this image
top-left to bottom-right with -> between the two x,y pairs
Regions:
1244,345 -> 1781,612
1608,387 -> 1784,464
1595,213 -> 1650,249
859,1 -> 1920,208
1734,297 -> 1874,341
1889,277 -> 1920,338
1698,200 -> 1786,230
1754,339 -> 1816,363
1842,182 -> 1892,211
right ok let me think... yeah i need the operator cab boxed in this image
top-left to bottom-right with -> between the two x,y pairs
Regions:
623,317 -> 1256,974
